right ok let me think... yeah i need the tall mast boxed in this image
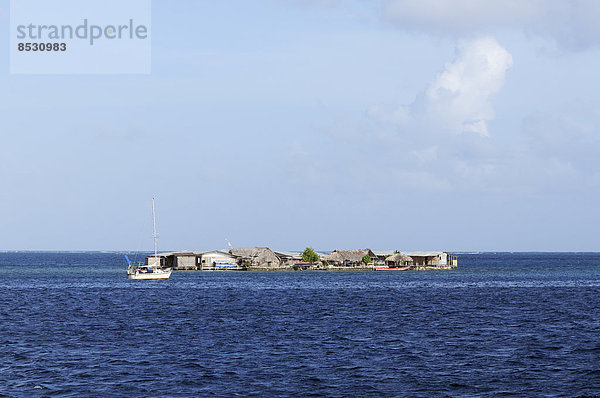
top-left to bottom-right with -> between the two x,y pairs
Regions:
152,197 -> 158,261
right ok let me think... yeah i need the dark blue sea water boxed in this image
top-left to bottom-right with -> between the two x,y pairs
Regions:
1,252 -> 599,397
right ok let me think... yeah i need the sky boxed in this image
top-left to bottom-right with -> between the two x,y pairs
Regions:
2,0 -> 600,252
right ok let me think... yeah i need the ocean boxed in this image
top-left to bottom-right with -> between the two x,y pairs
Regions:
1,252 -> 599,397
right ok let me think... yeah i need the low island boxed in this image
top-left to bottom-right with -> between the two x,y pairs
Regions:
142,247 -> 458,271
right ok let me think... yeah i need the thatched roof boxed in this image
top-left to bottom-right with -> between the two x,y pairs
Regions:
253,247 -> 280,265
385,253 -> 413,263
230,248 -> 254,258
324,251 -> 345,262
324,249 -> 375,263
229,247 -> 281,267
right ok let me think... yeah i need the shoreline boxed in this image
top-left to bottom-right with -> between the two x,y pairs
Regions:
175,265 -> 457,272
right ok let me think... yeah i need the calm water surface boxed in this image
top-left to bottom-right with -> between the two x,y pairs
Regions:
1,252 -> 599,397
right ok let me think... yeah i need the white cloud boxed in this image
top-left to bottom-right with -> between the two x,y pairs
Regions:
376,37 -> 513,137
281,3 -> 600,199
357,37 -> 518,192
383,0 -> 600,50
424,37 -> 513,136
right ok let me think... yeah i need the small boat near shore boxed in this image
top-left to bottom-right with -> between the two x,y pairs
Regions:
126,198 -> 172,280
213,262 -> 240,270
374,265 -> 411,271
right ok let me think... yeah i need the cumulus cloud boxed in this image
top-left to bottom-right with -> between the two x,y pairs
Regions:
383,0 -> 600,50
425,37 -> 513,136
373,36 -> 513,137
356,37 -> 516,192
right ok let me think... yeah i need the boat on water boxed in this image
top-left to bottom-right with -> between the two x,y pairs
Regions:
126,260 -> 172,280
374,265 -> 411,271
126,198 -> 172,280
213,262 -> 240,270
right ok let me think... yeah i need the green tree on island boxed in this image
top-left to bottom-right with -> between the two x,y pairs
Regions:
302,247 -> 320,263
362,255 -> 372,265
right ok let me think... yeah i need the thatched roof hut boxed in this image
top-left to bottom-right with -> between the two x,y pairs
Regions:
385,253 -> 413,266
324,249 -> 376,266
253,247 -> 280,266
230,247 -> 281,268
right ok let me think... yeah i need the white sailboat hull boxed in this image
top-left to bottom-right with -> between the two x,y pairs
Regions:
127,268 -> 172,280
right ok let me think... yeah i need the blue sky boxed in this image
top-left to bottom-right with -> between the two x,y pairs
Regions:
2,0 -> 600,251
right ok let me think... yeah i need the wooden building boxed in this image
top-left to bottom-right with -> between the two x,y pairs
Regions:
199,250 -> 240,270
145,251 -> 203,270
404,251 -> 457,267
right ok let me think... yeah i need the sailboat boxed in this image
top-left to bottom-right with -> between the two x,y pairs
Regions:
126,198 -> 173,280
